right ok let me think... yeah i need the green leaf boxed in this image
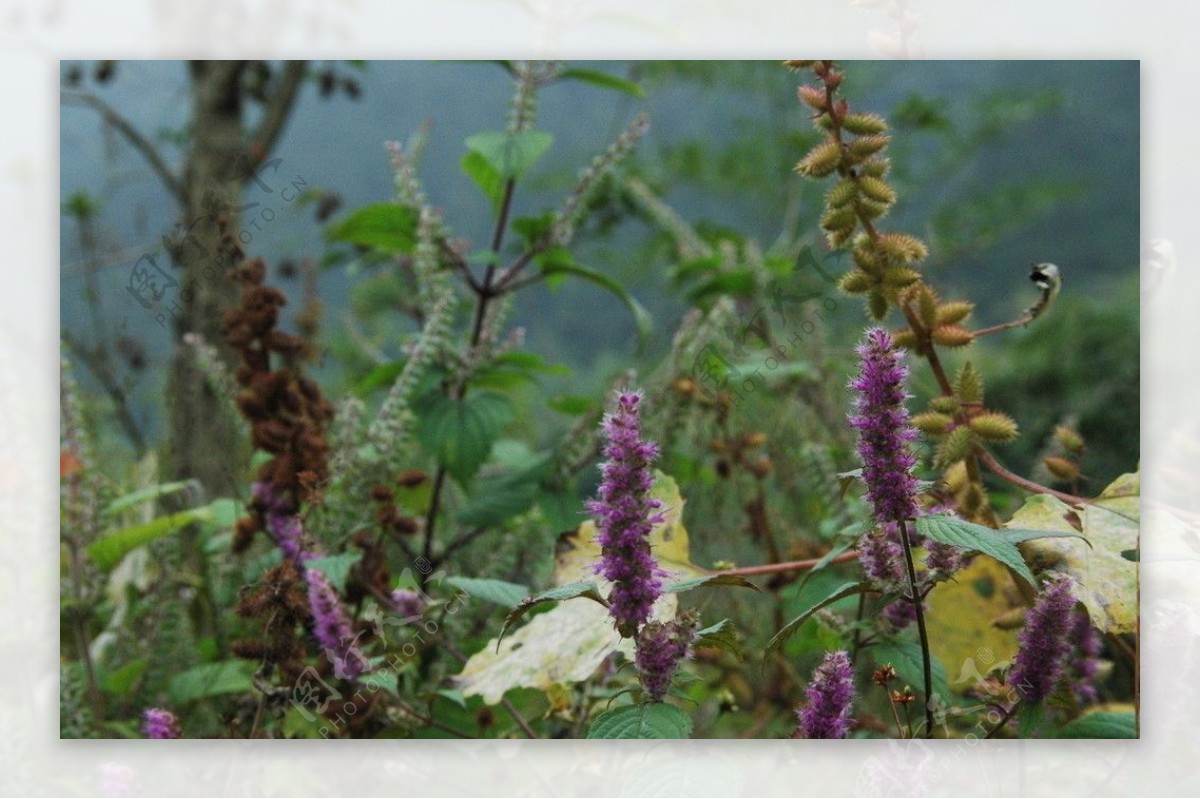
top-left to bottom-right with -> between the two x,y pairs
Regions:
1054,709 -> 1137,739
662,574 -> 760,593
586,702 -> 692,739
326,203 -> 418,253
306,553 -> 361,593
558,68 -> 645,98
537,254 -> 653,342
547,394 -> 595,416
695,619 -> 744,662
415,391 -> 515,484
998,527 -> 1091,547
465,130 -> 554,181
445,577 -> 529,608
86,507 -> 212,571
501,580 -> 606,642
169,660 -> 255,704
461,150 -> 505,209
456,468 -> 541,527
103,480 -> 196,516
914,515 -> 1036,588
1017,701 -> 1047,738
767,580 -> 869,653
355,360 -> 406,395
99,658 -> 147,697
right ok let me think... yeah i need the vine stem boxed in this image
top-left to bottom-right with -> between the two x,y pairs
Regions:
897,518 -> 935,738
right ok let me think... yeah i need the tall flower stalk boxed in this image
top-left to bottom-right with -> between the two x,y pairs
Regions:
848,327 -> 934,737
588,390 -> 665,639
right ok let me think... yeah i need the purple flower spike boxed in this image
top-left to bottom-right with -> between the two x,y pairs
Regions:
1009,574 -> 1075,704
798,651 -> 855,739
1066,606 -> 1102,705
848,328 -> 920,525
587,390 -> 665,637
141,708 -> 180,739
306,568 -> 365,680
635,617 -> 698,701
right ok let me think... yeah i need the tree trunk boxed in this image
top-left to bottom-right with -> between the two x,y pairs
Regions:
165,61 -> 250,500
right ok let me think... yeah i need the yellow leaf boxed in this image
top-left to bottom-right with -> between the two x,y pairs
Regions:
925,556 -> 1022,692
1012,472 -> 1139,634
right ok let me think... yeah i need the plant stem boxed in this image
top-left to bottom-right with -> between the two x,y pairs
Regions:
974,445 -> 1092,506
897,518 -> 934,738
708,549 -> 860,578
985,701 -> 1020,739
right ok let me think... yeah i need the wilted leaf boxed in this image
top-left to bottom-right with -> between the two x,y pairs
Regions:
1012,472 -> 1139,634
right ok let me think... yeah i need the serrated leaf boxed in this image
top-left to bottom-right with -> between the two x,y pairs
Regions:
415,391 -> 515,484
559,68 -> 645,98
914,515 -> 1036,587
767,580 -> 869,653
586,702 -> 692,739
326,203 -> 418,253
86,507 -> 212,571
1054,709 -> 1137,739
445,577 -> 529,608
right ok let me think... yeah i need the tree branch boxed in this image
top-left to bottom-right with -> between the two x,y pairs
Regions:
248,60 -> 308,156
62,89 -> 185,204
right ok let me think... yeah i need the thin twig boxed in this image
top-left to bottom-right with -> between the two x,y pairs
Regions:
62,89 -> 185,203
